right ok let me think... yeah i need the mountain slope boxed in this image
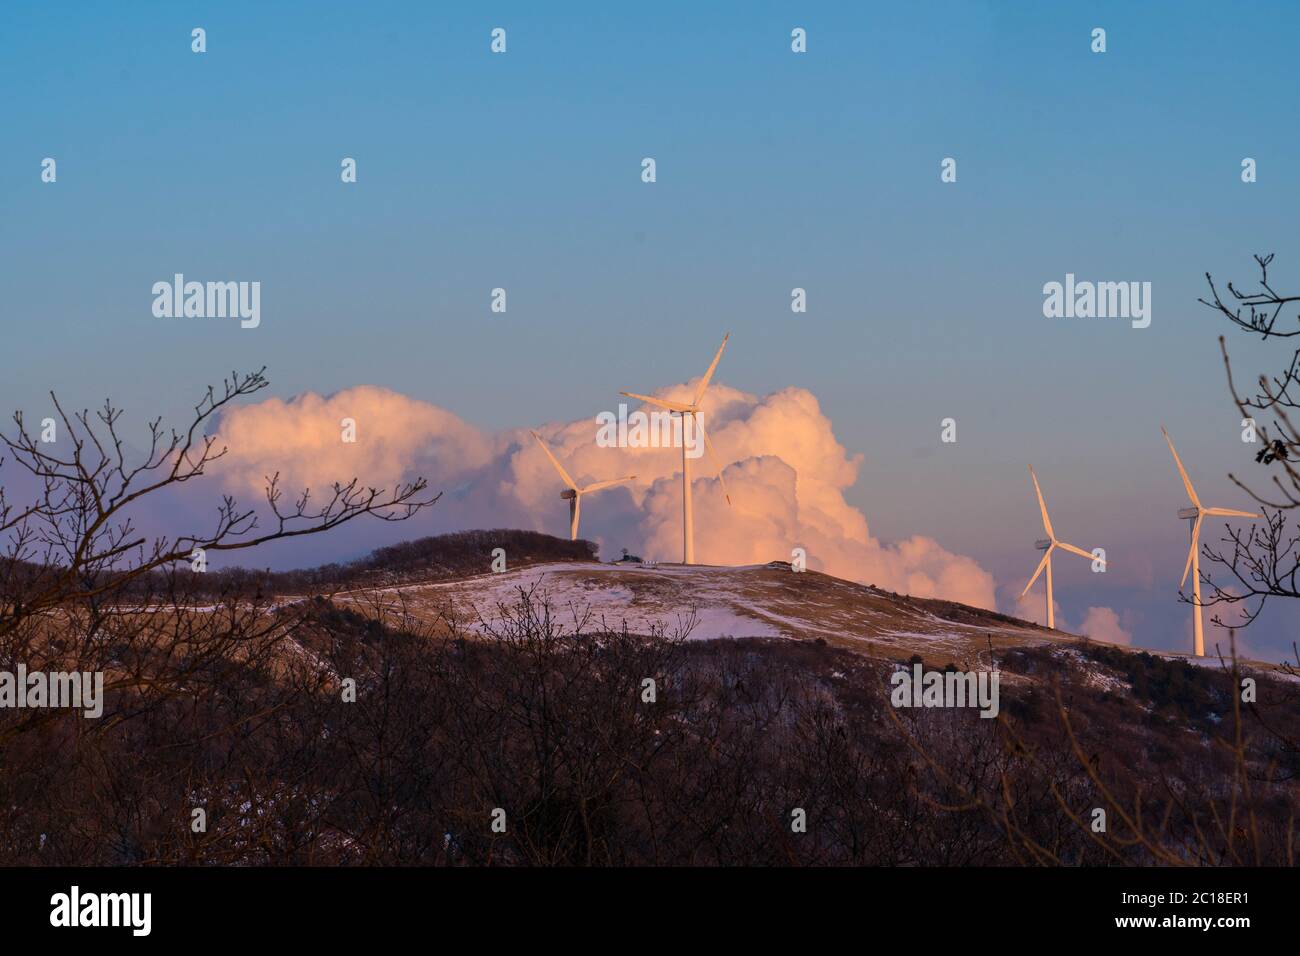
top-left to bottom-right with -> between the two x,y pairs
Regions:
325,558 -> 1295,677
334,561 -> 1088,664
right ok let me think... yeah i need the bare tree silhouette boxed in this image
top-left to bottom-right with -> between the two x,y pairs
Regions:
0,369 -> 437,747
1198,256 -> 1300,624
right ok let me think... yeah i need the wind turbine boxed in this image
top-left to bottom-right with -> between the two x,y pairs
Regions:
1160,426 -> 1260,656
1020,465 -> 1105,630
620,333 -> 732,565
530,430 -> 635,541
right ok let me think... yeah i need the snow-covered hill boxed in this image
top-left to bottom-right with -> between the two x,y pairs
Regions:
322,559 -> 1298,679
331,560 -> 1084,665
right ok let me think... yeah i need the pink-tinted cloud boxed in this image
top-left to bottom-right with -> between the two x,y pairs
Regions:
204,381 -> 997,608
1080,606 -> 1133,646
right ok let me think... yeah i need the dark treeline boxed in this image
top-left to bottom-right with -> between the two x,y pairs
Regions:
183,528 -> 598,597
1,529 -> 597,604
3,585 -> 1295,866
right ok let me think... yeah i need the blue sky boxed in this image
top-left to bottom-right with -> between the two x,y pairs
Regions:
4,1 -> 1300,659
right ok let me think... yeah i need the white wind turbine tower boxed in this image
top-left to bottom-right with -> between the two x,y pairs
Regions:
1020,465 -> 1105,630
620,333 -> 733,565
1160,426 -> 1260,657
530,431 -> 635,541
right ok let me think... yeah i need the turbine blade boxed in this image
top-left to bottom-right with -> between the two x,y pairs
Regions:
1058,541 -> 1103,568
693,333 -> 730,407
619,391 -> 694,413
1021,549 -> 1051,598
1161,426 -> 1201,509
697,416 -> 731,505
580,476 -> 636,494
1180,514 -> 1203,589
531,430 -> 576,489
1204,507 -> 1262,518
1029,465 -> 1054,540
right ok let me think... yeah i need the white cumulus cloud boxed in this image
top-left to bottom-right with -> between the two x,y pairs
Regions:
204,380 -> 997,609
